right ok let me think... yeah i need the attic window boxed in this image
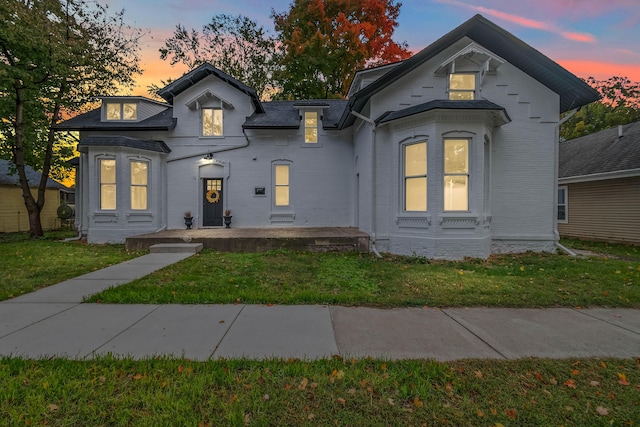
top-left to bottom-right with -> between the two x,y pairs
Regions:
449,73 -> 476,100
304,112 -> 318,143
106,102 -> 137,121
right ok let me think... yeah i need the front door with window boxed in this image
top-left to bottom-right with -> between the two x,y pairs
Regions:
203,179 -> 223,226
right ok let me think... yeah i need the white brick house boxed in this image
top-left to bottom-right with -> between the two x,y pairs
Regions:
56,15 -> 599,259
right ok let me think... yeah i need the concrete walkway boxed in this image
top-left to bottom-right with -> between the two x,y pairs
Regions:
1,247 -> 639,361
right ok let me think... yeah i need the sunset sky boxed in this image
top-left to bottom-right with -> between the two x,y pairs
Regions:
103,0 -> 640,97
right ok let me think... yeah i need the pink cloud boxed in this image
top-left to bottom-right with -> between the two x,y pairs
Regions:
558,59 -> 640,83
435,0 -> 596,43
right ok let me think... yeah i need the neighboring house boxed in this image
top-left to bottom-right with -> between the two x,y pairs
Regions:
558,121 -> 640,244
0,159 -> 71,233
56,14 -> 599,259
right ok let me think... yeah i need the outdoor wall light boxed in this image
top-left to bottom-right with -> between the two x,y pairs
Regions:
203,153 -> 214,160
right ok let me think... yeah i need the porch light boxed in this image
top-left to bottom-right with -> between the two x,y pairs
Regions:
203,153 -> 214,160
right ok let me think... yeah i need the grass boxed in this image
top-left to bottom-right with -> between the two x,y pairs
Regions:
1,356 -> 638,426
87,247 -> 640,308
0,230 -> 143,301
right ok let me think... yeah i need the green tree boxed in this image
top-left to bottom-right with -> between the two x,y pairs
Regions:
158,14 -> 280,100
561,76 -> 640,140
272,0 -> 411,99
0,0 -> 142,237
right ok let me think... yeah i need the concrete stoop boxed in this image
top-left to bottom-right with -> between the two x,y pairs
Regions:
149,243 -> 204,254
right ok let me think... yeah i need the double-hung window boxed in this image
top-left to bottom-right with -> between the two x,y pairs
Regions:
130,161 -> 148,210
100,159 -> 116,210
304,112 -> 318,143
403,142 -> 427,211
106,102 -> 137,120
274,164 -> 290,206
444,139 -> 469,211
557,186 -> 568,223
449,73 -> 476,100
202,108 -> 223,136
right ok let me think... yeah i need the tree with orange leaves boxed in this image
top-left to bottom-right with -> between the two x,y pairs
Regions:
272,0 -> 411,99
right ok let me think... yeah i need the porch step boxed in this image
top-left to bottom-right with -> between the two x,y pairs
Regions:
149,243 -> 204,254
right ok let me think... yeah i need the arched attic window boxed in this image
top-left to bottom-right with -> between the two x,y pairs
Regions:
185,90 -> 235,137
435,42 -> 505,100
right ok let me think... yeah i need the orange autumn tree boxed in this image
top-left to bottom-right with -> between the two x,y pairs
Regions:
272,0 -> 411,99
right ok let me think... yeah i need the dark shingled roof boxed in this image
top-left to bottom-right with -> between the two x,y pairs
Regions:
0,159 -> 68,189
243,100 -> 348,130
158,63 -> 264,113
79,136 -> 171,154
559,121 -> 640,178
376,99 -> 511,124
55,108 -> 176,131
339,14 -> 601,129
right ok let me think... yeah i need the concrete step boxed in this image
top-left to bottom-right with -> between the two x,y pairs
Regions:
149,243 -> 203,254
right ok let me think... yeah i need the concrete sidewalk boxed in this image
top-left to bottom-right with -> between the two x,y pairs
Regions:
1,248 -> 639,361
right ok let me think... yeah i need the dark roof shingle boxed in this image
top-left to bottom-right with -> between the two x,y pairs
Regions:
243,100 -> 348,130
55,108 -> 176,131
0,159 -> 68,189
79,136 -> 171,153
559,121 -> 640,178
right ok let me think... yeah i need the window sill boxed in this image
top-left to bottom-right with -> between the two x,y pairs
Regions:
127,212 -> 153,222
270,212 -> 295,223
94,212 -> 118,223
396,214 -> 431,228
440,214 -> 480,229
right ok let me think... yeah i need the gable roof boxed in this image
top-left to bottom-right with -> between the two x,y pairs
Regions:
243,100 -> 348,130
79,136 -> 171,154
0,159 -> 68,190
339,14 -> 601,129
55,108 -> 176,131
559,121 -> 640,181
157,63 -> 265,113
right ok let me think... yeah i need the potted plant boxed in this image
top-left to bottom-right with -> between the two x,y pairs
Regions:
223,209 -> 232,228
184,212 -> 193,229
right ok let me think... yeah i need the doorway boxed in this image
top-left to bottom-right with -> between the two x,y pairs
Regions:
203,178 -> 223,226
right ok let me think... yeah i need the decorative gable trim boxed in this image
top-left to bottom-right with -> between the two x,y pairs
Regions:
185,90 -> 234,110
434,42 -> 505,76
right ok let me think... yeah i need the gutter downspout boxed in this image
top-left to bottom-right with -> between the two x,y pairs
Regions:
554,108 -> 579,256
350,111 -> 382,258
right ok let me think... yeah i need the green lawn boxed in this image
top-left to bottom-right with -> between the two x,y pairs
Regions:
87,248 -> 640,308
0,231 -> 143,301
1,356 -> 638,426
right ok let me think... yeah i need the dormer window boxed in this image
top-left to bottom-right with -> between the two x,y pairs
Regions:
449,73 -> 476,100
202,108 -> 223,137
106,102 -> 137,121
304,112 -> 318,143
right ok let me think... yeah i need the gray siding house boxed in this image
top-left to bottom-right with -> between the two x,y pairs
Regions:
57,15 -> 599,259
558,121 -> 640,244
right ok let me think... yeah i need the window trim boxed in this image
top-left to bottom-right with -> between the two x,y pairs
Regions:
130,160 -> 149,211
448,73 -> 477,100
201,107 -> 224,137
443,138 -> 470,212
99,158 -> 117,211
557,185 -> 568,224
402,141 -> 428,212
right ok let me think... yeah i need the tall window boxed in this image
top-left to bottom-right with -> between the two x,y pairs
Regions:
274,164 -> 290,206
100,159 -> 116,210
106,102 -> 137,120
202,108 -> 223,136
304,112 -> 318,143
449,73 -> 476,100
557,186 -> 568,223
130,161 -> 148,210
444,139 -> 469,211
404,142 -> 427,211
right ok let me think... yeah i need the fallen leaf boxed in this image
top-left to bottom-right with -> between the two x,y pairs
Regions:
476,409 -> 484,417
596,406 -> 609,416
549,377 -> 558,385
571,369 -> 580,376
505,408 -> 517,420
161,381 -> 167,388
48,404 -> 59,413
413,397 -> 424,407
198,422 -> 210,427
387,398 -> 395,406
519,266 -> 525,271
310,382 -> 318,389
284,384 -> 292,390
347,388 -> 356,395
590,380 -> 600,387
307,414 -> 315,420
490,408 -> 497,415
177,365 -> 184,373
381,363 -> 387,371
618,373 -> 630,386
298,378 -> 308,390
534,372 -> 544,382
262,394 -> 269,402
337,397 -> 346,407
132,374 -> 143,380
563,379 -> 577,389
474,370 -> 483,379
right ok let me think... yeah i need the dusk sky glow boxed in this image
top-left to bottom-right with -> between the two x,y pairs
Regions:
104,0 -> 640,97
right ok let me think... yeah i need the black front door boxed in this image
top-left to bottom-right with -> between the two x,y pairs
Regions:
203,179 -> 223,226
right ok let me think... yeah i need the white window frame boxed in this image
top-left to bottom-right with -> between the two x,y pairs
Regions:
443,138 -> 470,212
273,163 -> 291,207
557,186 -> 568,224
105,102 -> 137,121
304,111 -> 318,144
202,107 -> 223,137
99,158 -> 117,210
130,160 -> 149,210
448,73 -> 476,100
403,141 -> 428,212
